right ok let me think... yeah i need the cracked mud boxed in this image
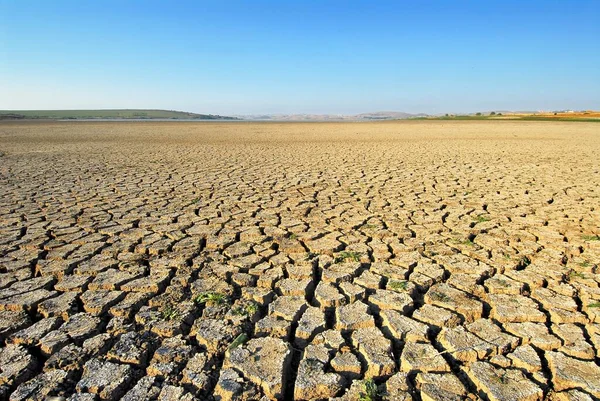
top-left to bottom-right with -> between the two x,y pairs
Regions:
0,120 -> 599,401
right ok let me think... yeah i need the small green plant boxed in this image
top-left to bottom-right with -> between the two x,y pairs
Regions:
518,256 -> 531,268
582,235 -> 600,241
190,197 -> 201,204
230,307 -> 244,316
227,333 -> 249,350
568,271 -> 586,281
359,378 -> 381,401
335,251 -> 362,263
388,280 -> 409,291
587,302 -> 600,308
231,302 -> 259,317
194,292 -> 228,306
579,260 -> 591,268
494,372 -> 509,384
160,303 -> 181,321
473,215 -> 490,223
451,238 -> 474,247
245,302 -> 259,315
289,233 -> 298,240
363,224 -> 378,230
428,291 -> 451,303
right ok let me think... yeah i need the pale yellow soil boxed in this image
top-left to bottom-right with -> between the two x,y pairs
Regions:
0,120 -> 599,401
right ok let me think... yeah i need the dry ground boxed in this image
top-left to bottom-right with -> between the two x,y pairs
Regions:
0,120 -> 599,401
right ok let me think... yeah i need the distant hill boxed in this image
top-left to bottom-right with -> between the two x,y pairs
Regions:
0,109 -> 239,120
355,111 -> 428,120
239,111 -> 428,121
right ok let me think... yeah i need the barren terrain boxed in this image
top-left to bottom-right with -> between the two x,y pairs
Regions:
0,120 -> 599,401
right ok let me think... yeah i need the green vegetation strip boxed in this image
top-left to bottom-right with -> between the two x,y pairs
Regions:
0,109 -> 238,120
415,115 -> 599,122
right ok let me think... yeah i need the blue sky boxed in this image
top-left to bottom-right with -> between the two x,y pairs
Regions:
1,1 -> 599,115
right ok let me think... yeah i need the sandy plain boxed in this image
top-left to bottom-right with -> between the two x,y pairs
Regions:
0,120 -> 599,401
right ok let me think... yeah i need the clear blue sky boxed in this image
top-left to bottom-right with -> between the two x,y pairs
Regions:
1,1 -> 599,115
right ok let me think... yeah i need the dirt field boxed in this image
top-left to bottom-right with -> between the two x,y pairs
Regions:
0,120 -> 599,401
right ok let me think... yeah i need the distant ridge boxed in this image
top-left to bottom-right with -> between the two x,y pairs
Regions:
0,109 -> 239,120
238,111 -> 428,121
355,111 -> 429,120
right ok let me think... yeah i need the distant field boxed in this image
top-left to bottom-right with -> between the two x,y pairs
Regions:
420,111 -> 600,122
0,109 -> 237,120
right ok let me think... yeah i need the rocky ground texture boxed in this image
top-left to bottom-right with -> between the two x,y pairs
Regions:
0,120 -> 599,401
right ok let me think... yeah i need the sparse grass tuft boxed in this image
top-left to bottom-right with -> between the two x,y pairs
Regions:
428,290 -> 451,303
582,235 -> 600,241
160,303 -> 181,321
473,215 -> 491,223
388,280 -> 409,291
578,261 -> 591,268
588,302 -> 600,308
289,233 -> 298,240
451,238 -> 475,247
194,292 -> 228,306
245,302 -> 259,315
568,271 -> 586,281
335,251 -> 362,263
359,378 -> 381,401
231,302 -> 259,317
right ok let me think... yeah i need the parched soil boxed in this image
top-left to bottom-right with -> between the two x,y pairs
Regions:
0,120 -> 599,401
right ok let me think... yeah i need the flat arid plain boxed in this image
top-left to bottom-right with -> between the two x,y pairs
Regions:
1,120 -> 599,401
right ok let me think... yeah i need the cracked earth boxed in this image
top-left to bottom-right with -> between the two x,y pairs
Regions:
0,120 -> 599,401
